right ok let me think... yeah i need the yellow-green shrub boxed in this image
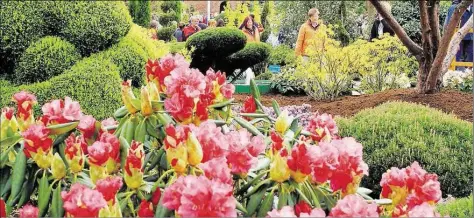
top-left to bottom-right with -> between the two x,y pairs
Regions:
437,195 -> 473,217
349,35 -> 418,93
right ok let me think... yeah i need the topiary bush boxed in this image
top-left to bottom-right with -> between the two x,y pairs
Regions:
217,42 -> 271,79
157,26 -> 176,42
336,101 -> 473,198
58,1 -> 132,56
159,11 -> 180,27
160,1 -> 181,14
437,195 -> 473,217
0,1 -> 49,76
125,24 -> 169,60
130,0 -> 151,27
1,57 -> 122,120
14,36 -> 81,84
186,27 -> 246,59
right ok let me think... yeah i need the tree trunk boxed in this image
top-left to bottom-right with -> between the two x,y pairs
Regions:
442,15 -> 473,74
423,0 -> 471,93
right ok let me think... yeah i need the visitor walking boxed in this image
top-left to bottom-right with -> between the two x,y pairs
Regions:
174,22 -> 185,42
295,8 -> 322,58
183,16 -> 201,41
240,16 -> 260,42
149,20 -> 159,40
369,2 -> 394,41
444,0 -> 473,64
198,15 -> 208,30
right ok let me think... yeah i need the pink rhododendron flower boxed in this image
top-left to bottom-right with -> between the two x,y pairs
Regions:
87,141 -> 111,166
299,208 -> 326,217
101,117 -> 118,134
310,142 -> 339,184
226,129 -> 264,175
306,113 -> 338,142
61,183 -> 107,217
191,121 -> 228,162
22,124 -> 53,158
200,157 -> 232,184
96,176 -> 123,203
42,97 -> 82,124
408,202 -> 444,217
164,67 -> 206,99
99,133 -> 120,161
287,143 -> 313,183
267,206 -> 297,217
18,204 -> 39,218
146,54 -> 190,91
77,115 -> 96,140
164,93 -> 194,123
405,162 -> 428,190
219,84 -> 235,99
12,91 -> 37,120
329,194 -> 379,217
163,175 -> 236,217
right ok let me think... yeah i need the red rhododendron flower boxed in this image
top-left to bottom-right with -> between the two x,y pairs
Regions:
310,141 -> 339,184
99,133 -> 120,161
287,143 -> 313,182
306,113 -> 338,142
270,131 -> 284,152
151,188 -> 162,206
65,133 -> 86,173
220,84 -> 235,99
146,54 -> 189,91
380,167 -> 408,198
267,206 -> 297,217
226,129 -> 265,175
87,141 -> 111,166
164,125 -> 190,149
405,162 -> 428,190
137,200 -> 154,218
164,93 -> 194,123
77,115 -> 96,140
294,200 -> 312,217
242,96 -> 257,115
329,194 -> 379,217
96,176 -> 123,203
18,204 -> 39,218
21,124 -> 53,158
191,121 -> 228,162
61,183 -> 107,217
163,175 -> 236,217
407,202 -> 444,217
205,68 -> 226,85
100,117 -> 118,134
124,140 -> 145,189
12,91 -> 37,120
0,198 -> 6,218
42,97 -> 83,124
2,107 -> 14,120
195,100 -> 209,122
164,67 -> 206,99
200,157 -> 232,184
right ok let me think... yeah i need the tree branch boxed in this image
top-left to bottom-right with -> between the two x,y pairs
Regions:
368,0 -> 423,57
426,0 -> 471,91
428,0 -> 441,51
442,14 -> 473,74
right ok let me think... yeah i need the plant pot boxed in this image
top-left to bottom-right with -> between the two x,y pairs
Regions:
232,80 -> 272,94
268,65 -> 281,74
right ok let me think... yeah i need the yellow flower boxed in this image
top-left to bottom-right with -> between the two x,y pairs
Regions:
51,153 -> 66,180
105,158 -> 119,174
386,185 -> 409,206
275,110 -> 292,135
166,144 -> 188,174
147,82 -> 160,102
124,167 -> 143,189
33,149 -> 52,169
90,164 -> 107,184
290,170 -> 308,183
140,86 -> 153,116
186,133 -> 203,166
121,80 -> 138,114
270,153 -> 290,183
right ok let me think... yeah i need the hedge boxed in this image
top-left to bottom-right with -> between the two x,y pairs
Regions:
0,1 -> 49,75
268,44 -> 296,66
14,36 -> 81,84
58,1 -> 132,56
129,0 -> 151,27
157,26 -> 176,42
125,24 -> 169,60
1,57 -> 122,120
437,195 -> 473,217
186,27 -> 246,59
336,101 -> 473,198
160,1 -> 181,14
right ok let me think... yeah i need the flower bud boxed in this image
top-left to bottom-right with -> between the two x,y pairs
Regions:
166,144 -> 188,174
140,86 -> 153,116
51,153 -> 66,180
270,153 -> 291,183
186,132 -> 203,166
121,80 -> 138,114
275,110 -> 292,135
124,141 -> 144,189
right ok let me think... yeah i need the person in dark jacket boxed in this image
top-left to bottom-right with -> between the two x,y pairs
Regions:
216,19 -> 225,27
174,22 -> 185,42
369,12 -> 395,41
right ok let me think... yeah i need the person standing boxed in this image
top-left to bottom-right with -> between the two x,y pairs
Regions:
216,18 -> 225,27
369,2 -> 394,41
183,16 -> 201,41
174,22 -> 185,42
240,16 -> 260,42
444,1 -> 473,64
149,20 -> 158,40
295,8 -> 322,57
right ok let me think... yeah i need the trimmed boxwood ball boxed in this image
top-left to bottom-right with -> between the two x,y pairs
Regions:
0,1 -> 49,75
186,27 -> 246,59
14,36 -> 81,84
1,57 -> 122,120
216,42 -> 271,77
160,1 -> 181,13
157,26 -> 176,42
159,12 -> 180,27
59,1 -> 132,56
336,101 -> 473,198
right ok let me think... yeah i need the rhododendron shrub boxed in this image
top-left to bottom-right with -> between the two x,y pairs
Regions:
0,53 -> 447,217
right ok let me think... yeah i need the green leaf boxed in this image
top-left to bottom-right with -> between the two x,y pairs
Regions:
0,134 -> 21,150
257,187 -> 275,217
239,113 -> 269,118
18,167 -> 37,207
277,184 -> 289,209
243,178 -> 271,198
38,172 -> 52,217
155,193 -> 172,218
272,99 -> 281,117
47,121 -> 79,135
245,186 -> 266,216
208,98 -> 234,109
51,183 -> 64,217
114,106 -> 128,119
7,148 -> 26,206
0,145 -> 14,169
145,119 -> 160,139
52,130 -> 73,148
250,79 -> 261,100
236,199 -> 248,214
119,136 -> 130,172
233,117 -> 264,137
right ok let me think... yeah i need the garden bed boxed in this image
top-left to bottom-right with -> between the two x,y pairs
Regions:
234,89 -> 473,122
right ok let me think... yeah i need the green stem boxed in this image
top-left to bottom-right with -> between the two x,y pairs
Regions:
155,169 -> 174,186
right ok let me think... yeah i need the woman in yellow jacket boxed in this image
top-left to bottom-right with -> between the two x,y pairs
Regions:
295,8 -> 321,57
240,16 -> 260,42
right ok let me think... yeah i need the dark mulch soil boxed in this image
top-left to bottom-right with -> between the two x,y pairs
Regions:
234,89 -> 473,122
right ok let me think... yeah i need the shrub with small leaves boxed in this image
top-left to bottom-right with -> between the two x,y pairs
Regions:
14,36 -> 81,84
157,26 -> 176,42
437,195 -> 473,217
